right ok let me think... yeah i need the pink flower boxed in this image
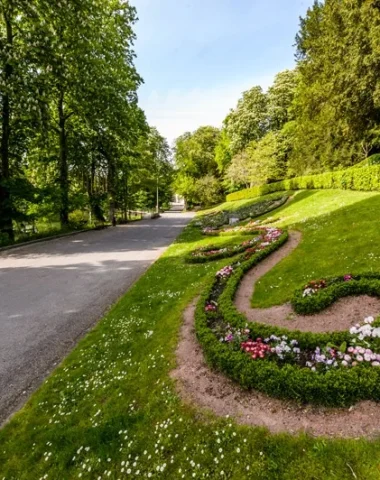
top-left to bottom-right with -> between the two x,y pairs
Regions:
344,274 -> 352,282
356,355 -> 364,362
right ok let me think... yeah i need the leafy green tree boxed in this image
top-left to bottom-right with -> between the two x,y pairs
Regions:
215,129 -> 232,174
195,175 -> 223,207
174,126 -> 222,207
224,150 -> 254,190
292,0 -> 380,172
225,86 -> 268,155
268,70 -> 298,131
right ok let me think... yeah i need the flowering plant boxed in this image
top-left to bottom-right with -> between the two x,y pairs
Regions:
215,317 -> 380,371
216,266 -> 234,279
303,279 -> 327,297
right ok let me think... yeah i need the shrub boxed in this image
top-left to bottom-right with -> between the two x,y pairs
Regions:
195,232 -> 380,406
226,165 -> 380,202
292,274 -> 380,315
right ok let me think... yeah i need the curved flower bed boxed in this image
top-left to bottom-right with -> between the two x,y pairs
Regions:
186,233 -> 264,264
195,192 -> 289,232
195,229 -> 380,406
292,274 -> 380,314
202,220 -> 264,236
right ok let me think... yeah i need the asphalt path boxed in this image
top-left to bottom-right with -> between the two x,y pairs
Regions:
0,212 -> 194,424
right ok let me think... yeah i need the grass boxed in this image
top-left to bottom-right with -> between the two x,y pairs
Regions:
2,191 -> 380,478
200,191 -> 291,215
252,189 -> 380,307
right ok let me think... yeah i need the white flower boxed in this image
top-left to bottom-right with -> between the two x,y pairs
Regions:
365,316 -> 375,324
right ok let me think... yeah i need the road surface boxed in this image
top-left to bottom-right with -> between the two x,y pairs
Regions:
0,212 -> 193,424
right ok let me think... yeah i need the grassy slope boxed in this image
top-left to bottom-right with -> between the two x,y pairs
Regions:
201,191 -> 290,214
1,197 -> 380,479
252,189 -> 380,307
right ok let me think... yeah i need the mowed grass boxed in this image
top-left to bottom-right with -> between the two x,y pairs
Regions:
252,189 -> 380,307
200,191 -> 291,214
2,196 -> 380,479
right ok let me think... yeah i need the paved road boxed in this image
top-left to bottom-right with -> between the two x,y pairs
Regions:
0,212 -> 194,424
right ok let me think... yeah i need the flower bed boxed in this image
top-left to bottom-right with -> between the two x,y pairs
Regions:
186,233 -> 264,264
202,220 -> 263,236
292,273 -> 380,315
195,193 -> 289,232
195,229 -> 380,406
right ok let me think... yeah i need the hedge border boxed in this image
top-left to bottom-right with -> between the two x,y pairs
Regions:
195,232 -> 380,406
292,274 -> 380,315
185,233 -> 262,264
226,165 -> 380,202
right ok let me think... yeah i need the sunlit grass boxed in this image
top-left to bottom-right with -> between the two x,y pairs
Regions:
252,189 -> 380,307
2,192 -> 380,479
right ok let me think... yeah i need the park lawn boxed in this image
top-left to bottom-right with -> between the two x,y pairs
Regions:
1,197 -> 380,479
200,191 -> 291,215
252,189 -> 380,307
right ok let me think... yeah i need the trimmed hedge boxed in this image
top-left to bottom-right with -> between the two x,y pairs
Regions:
292,274 -> 380,315
195,232 -> 380,406
226,165 -> 380,202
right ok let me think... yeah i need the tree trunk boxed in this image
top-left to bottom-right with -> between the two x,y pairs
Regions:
107,157 -> 116,224
58,89 -> 69,226
0,8 -> 14,241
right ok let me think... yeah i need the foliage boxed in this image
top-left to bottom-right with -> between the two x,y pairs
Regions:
5,194 -> 380,477
186,234 -> 262,264
195,174 -> 224,208
225,86 -> 268,156
173,126 -> 222,208
214,129 -> 232,174
252,189 -> 380,308
292,274 -> 380,315
289,0 -> 380,173
0,1 -> 173,245
226,164 -> 380,202
196,229 -> 380,406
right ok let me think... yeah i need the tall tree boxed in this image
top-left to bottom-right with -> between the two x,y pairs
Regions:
225,86 -> 268,155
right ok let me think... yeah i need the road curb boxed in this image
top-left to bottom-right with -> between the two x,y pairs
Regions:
0,226 -> 110,253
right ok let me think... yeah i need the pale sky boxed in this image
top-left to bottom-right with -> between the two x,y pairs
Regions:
133,0 -> 313,145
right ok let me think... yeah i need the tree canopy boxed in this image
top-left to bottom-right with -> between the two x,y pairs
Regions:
0,0 -> 172,244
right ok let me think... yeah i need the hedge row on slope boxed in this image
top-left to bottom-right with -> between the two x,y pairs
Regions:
226,165 -> 380,202
196,232 -> 380,406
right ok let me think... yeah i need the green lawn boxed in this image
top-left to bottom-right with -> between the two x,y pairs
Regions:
2,192 -> 380,479
200,191 -> 290,214
252,189 -> 380,307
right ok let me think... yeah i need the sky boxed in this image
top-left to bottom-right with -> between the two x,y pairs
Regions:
133,0 -> 313,145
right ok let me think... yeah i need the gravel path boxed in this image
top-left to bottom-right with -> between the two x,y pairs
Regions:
0,212 -> 193,424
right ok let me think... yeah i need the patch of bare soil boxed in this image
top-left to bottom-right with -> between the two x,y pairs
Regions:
171,300 -> 380,438
235,231 -> 380,332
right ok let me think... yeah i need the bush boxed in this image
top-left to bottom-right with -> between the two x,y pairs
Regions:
292,274 -> 380,315
185,234 -> 262,264
226,165 -> 380,202
195,232 -> 380,406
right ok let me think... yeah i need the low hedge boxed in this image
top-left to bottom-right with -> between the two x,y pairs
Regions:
226,165 -> 380,202
185,234 -> 261,264
195,232 -> 380,406
292,274 -> 380,315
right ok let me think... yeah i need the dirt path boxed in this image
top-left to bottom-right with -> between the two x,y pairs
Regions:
235,230 -> 380,332
172,300 -> 380,438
